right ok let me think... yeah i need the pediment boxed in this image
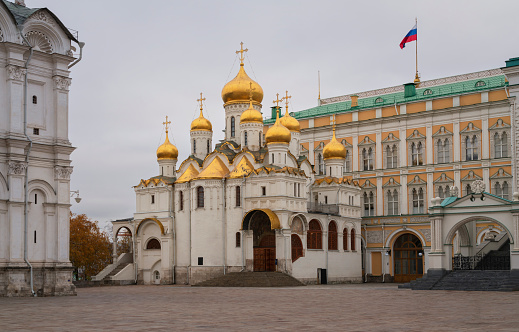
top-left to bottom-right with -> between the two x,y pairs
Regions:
382,133 -> 400,143
443,193 -> 512,208
489,119 -> 510,131
432,126 -> 453,137
407,129 -> 426,141
341,139 -> 353,148
434,173 -> 454,184
461,170 -> 482,181
314,142 -> 325,151
460,122 -> 481,134
408,175 -> 427,186
490,168 -> 512,179
383,177 -> 400,187
361,179 -> 376,189
358,136 -> 376,146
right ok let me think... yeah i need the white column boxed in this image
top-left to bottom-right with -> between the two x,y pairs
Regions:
375,132 -> 382,169
481,118 -> 489,159
426,125 -> 433,164
352,137 -> 359,172
453,122 -> 460,162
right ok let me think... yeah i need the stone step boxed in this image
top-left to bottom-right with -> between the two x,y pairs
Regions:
193,272 -> 305,287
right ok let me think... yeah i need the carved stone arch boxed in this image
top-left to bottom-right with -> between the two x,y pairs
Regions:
136,218 -> 165,236
0,4 -> 17,43
454,224 -> 471,247
288,213 -> 307,234
445,216 -> 514,246
24,30 -> 53,53
114,226 -> 133,238
385,228 -> 427,249
27,179 -> 56,203
22,14 -> 67,54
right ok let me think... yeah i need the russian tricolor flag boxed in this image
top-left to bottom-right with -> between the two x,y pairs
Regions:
400,24 -> 417,49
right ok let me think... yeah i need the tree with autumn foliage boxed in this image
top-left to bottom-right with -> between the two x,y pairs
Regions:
70,213 -> 112,280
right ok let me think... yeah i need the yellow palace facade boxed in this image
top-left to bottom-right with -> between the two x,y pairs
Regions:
264,59 -> 519,283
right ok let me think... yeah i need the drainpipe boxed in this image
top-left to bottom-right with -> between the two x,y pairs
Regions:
222,178 -> 226,275
169,185 -> 175,284
187,182 -> 192,284
382,224 -> 385,283
363,224 -> 368,283
240,177 -> 246,271
19,26 -> 35,297
68,42 -> 85,69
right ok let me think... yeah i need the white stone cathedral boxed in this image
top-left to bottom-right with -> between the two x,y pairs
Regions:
0,1 -> 83,296
107,45 -> 363,285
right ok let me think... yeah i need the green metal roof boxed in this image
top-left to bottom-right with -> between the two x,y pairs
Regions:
265,74 -> 508,124
440,196 -> 458,207
505,57 -> 519,68
1,0 -> 79,42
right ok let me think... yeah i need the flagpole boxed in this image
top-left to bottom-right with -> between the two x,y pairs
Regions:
415,17 -> 419,83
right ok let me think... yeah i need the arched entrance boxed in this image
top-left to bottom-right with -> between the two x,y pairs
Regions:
246,210 -> 277,272
393,233 -> 424,283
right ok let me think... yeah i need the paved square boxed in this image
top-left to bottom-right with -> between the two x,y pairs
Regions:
1,284 -> 519,331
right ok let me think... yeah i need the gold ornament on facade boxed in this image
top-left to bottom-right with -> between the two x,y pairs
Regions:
279,90 -> 300,132
190,92 -> 212,132
240,82 -> 263,124
156,116 -> 179,160
175,164 -> 199,183
323,114 -> 346,160
196,156 -> 230,179
265,95 -> 291,145
221,42 -> 264,105
228,156 -> 255,178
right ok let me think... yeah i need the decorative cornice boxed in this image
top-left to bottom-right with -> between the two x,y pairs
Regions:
28,11 -> 55,26
6,65 -> 26,82
54,166 -> 73,180
320,68 -> 503,106
53,76 -> 72,91
8,161 -> 28,175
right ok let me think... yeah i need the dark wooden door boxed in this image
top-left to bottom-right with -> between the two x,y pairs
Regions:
254,234 -> 276,272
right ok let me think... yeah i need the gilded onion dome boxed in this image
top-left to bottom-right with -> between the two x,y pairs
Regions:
323,126 -> 346,160
265,108 -> 291,145
157,131 -> 178,160
221,43 -> 263,105
190,108 -> 212,132
280,110 -> 300,132
240,100 -> 263,124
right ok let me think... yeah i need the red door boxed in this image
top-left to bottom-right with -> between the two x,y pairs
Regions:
254,235 -> 276,271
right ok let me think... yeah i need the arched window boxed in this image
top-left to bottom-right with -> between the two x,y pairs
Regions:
231,116 -> 235,137
343,228 -> 348,250
362,147 -> 374,170
502,182 -> 509,200
437,139 -> 450,163
244,131 -> 248,146
412,188 -> 424,214
495,132 -> 507,158
438,186 -> 444,200
207,140 -> 210,154
386,144 -> 397,168
32,95 -> 37,104
495,182 -> 502,197
328,221 -> 338,250
193,140 -> 197,154
259,132 -> 262,146
235,186 -> 241,207
179,191 -> 184,211
411,142 -> 424,166
291,234 -> 303,262
350,229 -> 356,251
146,238 -> 161,249
197,186 -> 204,208
363,191 -> 375,216
345,150 -> 351,172
318,153 -> 324,175
236,232 -> 241,247
307,220 -> 322,249
466,135 -> 479,160
466,183 -> 472,195
387,189 -> 399,215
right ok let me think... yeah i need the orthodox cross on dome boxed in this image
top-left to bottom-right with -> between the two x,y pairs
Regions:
247,82 -> 256,101
197,92 -> 206,111
331,114 -> 337,135
163,116 -> 171,134
236,42 -> 248,65
284,90 -> 292,115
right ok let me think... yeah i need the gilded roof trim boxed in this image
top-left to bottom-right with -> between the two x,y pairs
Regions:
136,218 -> 165,236
241,209 -> 281,230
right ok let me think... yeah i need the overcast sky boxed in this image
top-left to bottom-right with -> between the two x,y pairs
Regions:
35,0 -> 518,225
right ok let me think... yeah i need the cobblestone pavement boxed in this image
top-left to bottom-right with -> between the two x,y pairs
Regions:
1,284 -> 519,331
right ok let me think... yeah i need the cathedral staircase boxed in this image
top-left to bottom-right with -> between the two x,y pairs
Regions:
193,272 -> 305,287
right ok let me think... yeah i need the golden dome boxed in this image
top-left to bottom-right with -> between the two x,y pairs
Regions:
240,100 -> 263,124
265,108 -> 291,145
221,64 -> 263,105
191,108 -> 212,132
156,132 -> 178,160
323,129 -> 346,160
280,110 -> 300,132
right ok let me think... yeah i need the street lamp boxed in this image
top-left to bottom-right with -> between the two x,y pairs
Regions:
70,190 -> 82,203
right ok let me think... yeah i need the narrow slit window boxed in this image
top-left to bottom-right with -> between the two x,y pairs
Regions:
32,95 -> 37,104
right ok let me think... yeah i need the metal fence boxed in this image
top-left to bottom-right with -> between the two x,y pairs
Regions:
307,202 -> 339,215
452,255 -> 510,270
